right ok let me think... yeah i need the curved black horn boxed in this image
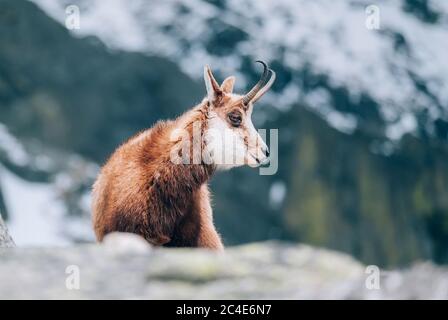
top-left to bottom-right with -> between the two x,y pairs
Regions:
242,60 -> 271,105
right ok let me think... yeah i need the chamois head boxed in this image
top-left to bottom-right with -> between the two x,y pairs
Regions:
203,61 -> 276,169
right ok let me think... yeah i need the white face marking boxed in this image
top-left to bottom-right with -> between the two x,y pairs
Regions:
244,104 -> 269,166
204,105 -> 269,170
204,110 -> 245,170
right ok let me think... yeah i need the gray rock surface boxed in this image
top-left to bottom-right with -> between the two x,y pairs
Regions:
0,215 -> 14,248
0,233 -> 447,299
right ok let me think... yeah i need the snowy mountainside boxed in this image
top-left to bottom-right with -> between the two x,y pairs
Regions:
33,0 -> 448,140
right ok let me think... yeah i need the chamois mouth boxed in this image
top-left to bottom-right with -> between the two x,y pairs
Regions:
259,156 -> 270,165
249,152 -> 269,166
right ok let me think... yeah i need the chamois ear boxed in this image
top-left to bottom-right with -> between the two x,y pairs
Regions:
221,76 -> 235,94
204,65 -> 222,104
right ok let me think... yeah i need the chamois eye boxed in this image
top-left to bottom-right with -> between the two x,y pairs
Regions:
228,112 -> 242,127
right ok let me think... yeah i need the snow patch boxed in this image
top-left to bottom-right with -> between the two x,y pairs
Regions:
0,165 -> 69,246
0,124 -> 29,166
0,165 -> 95,246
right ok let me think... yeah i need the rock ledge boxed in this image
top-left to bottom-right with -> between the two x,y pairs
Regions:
0,233 -> 447,299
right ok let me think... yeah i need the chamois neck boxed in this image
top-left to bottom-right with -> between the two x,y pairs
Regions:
165,100 -> 215,186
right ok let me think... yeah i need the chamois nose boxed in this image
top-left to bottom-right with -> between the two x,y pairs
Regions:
264,147 -> 270,157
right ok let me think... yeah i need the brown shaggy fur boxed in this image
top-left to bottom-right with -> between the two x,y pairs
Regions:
92,62 -> 274,251
92,101 -> 224,250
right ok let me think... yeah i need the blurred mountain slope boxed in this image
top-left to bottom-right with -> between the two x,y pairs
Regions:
0,0 -> 202,163
284,106 -> 448,266
33,0 -> 448,141
0,0 -> 447,266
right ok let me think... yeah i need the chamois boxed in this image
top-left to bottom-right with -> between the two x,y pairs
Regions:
92,61 -> 276,250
